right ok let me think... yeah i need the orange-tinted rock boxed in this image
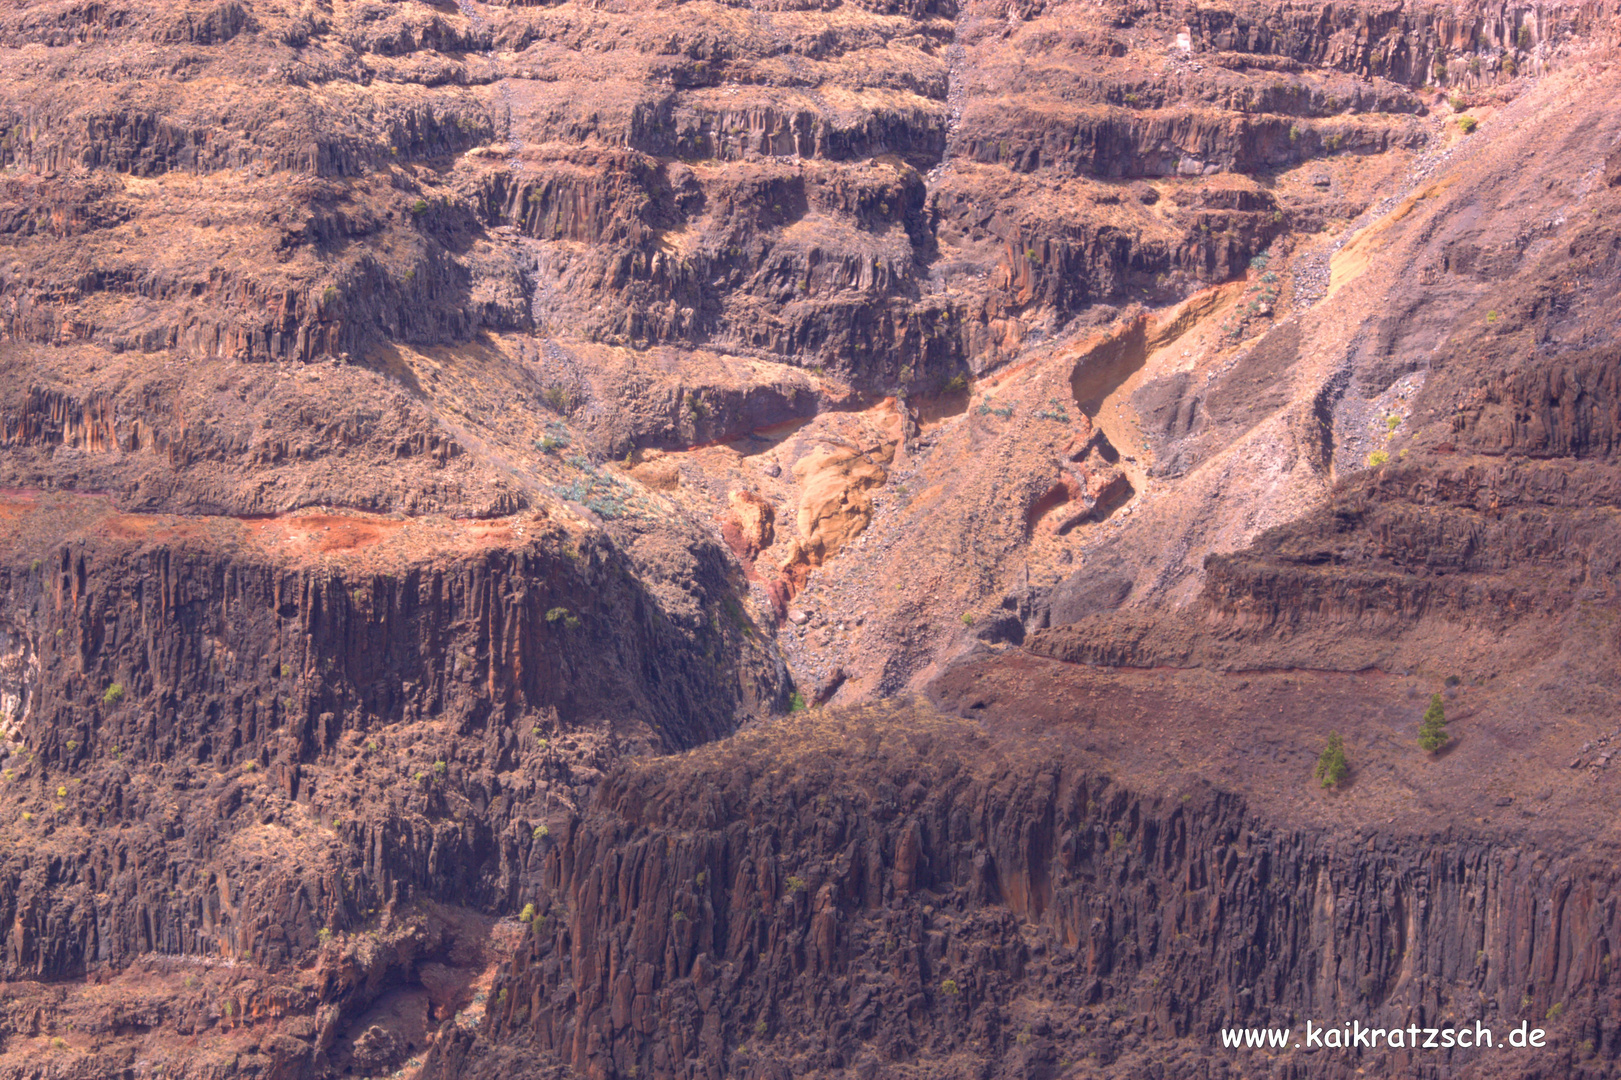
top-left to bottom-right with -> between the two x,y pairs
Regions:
785,446 -> 887,570
721,490 -> 774,562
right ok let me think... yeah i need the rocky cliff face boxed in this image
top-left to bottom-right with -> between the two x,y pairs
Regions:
4,0 -> 1621,1077
425,705 -> 1621,1080
0,490 -> 784,1075
7,0 -> 1598,403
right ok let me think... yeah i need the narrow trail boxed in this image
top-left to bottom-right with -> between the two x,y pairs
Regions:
451,0 -> 560,390
932,38 -> 967,177
494,77 -> 523,174
923,14 -> 967,297
446,0 -> 601,469
454,0 -> 522,172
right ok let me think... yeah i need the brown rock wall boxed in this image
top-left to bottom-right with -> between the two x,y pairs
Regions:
431,706 -> 1621,1079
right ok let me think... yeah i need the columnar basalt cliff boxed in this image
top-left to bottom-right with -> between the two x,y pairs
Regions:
4,0 -> 1621,1077
0,492 -> 784,963
0,488 -> 790,1077
427,707 -> 1621,1080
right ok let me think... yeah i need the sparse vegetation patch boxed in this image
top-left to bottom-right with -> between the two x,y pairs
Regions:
1315,732 -> 1349,788
1419,693 -> 1449,753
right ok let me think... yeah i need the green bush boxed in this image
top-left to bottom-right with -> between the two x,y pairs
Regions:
1367,450 -> 1390,467
102,683 -> 124,705
410,198 -> 429,216
785,875 -> 807,894
789,691 -> 807,713
520,903 -> 537,922
1418,693 -> 1449,753
1457,115 -> 1478,135
1517,25 -> 1532,51
941,978 -> 960,995
1315,732 -> 1349,788
546,606 -> 581,629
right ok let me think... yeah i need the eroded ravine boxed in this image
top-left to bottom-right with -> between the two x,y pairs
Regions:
3,1 -> 1621,1078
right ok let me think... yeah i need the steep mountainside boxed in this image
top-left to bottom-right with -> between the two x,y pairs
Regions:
3,0 -> 1621,1077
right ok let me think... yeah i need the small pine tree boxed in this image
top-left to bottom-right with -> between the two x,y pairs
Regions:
1418,693 -> 1449,753
1315,732 -> 1349,788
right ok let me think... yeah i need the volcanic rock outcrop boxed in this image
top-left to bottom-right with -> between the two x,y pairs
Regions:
426,704 -> 1621,1080
3,0 -> 1621,1077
